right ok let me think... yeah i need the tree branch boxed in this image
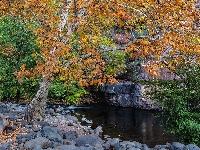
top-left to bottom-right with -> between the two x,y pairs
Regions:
118,3 -> 147,17
62,53 -> 92,68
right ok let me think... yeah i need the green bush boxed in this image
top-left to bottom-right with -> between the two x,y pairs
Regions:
144,62 -> 200,145
48,80 -> 88,104
0,17 -> 41,100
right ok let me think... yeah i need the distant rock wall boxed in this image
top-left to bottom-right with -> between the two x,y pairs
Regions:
97,81 -> 159,110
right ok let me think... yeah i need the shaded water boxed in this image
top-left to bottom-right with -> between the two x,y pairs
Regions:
69,103 -> 177,147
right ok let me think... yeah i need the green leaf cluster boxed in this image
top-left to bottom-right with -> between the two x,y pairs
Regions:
0,17 -> 41,100
99,36 -> 115,47
48,80 -> 88,104
103,50 -> 127,76
144,62 -> 200,145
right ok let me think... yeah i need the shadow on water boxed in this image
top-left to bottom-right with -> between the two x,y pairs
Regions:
70,103 -> 177,147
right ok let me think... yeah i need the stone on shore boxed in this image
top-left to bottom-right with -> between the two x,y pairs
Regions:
0,102 -> 200,150
170,142 -> 185,150
74,134 -> 104,147
184,144 -> 200,150
0,114 -> 8,134
41,126 -> 63,148
24,137 -> 51,149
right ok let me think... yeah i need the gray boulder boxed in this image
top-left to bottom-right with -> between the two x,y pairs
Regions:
110,138 -> 120,149
142,144 -> 150,150
119,141 -> 136,150
41,126 -> 63,148
79,145 -> 94,150
94,143 -> 104,150
0,141 -> 12,149
94,126 -> 103,135
81,117 -> 93,124
33,145 -> 43,150
46,148 -> 53,150
184,144 -> 200,150
0,103 -> 9,113
24,137 -> 51,149
54,145 -> 78,150
3,112 -> 18,121
134,141 -> 143,149
66,115 -> 79,123
20,131 -> 37,140
99,82 -> 135,94
74,134 -> 104,147
127,148 -> 141,150
62,131 -> 78,140
21,120 -> 28,127
34,121 -> 50,127
0,147 -> 6,150
55,145 -> 94,150
54,145 -> 94,150
171,142 -> 185,150
0,114 -> 8,134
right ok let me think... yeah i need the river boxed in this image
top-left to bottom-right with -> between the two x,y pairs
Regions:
66,103 -> 177,147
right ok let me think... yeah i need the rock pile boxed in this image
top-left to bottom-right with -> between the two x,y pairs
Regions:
0,102 -> 200,150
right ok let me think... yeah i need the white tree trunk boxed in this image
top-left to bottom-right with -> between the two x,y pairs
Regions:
26,1 -> 90,123
26,77 -> 51,122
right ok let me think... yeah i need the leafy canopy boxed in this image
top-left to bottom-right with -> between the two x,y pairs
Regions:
0,0 -> 199,83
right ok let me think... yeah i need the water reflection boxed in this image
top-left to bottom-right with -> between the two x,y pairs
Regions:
68,103 -> 177,147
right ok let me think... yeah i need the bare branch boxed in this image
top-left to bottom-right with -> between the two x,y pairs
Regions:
118,3 -> 147,17
63,54 -> 92,68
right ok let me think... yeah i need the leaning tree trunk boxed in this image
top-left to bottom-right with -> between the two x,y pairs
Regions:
26,77 -> 51,123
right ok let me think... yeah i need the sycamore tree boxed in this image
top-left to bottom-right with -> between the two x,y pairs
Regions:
0,0 -> 199,122
0,0 -> 135,122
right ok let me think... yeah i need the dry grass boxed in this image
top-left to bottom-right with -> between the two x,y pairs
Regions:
0,120 -> 28,149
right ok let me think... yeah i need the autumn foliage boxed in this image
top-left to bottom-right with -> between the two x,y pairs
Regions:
0,0 -> 124,86
0,0 -> 199,83
0,0 -> 200,124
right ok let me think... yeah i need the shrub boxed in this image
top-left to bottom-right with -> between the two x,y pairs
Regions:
48,80 -> 88,104
144,62 -> 200,145
0,17 -> 41,100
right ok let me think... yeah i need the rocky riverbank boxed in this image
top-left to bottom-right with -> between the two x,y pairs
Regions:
0,102 -> 199,150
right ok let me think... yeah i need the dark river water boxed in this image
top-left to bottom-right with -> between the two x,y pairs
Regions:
67,103 -> 177,147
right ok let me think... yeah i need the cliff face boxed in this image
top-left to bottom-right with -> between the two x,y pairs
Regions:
94,57 -> 176,109
96,81 -> 159,110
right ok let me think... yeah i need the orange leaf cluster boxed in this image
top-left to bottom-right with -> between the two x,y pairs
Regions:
1,0 -> 199,84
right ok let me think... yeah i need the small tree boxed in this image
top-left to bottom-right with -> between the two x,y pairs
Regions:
143,58 -> 200,144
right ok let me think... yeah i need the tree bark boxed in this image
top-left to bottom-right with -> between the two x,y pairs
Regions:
26,77 -> 51,123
